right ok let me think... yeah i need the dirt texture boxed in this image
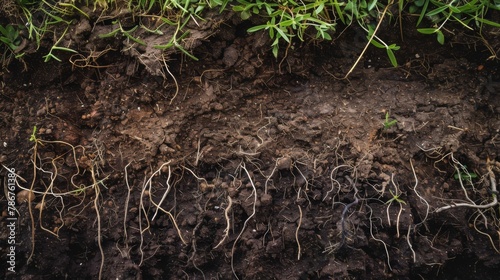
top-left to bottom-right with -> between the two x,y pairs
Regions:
1,8 -> 500,280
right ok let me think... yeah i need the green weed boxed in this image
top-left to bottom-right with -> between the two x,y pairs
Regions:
0,24 -> 22,51
0,24 -> 25,67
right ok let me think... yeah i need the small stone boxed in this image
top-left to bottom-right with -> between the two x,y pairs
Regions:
442,182 -> 449,191
260,193 -> 273,206
222,46 -> 238,67
36,107 -> 46,117
212,102 -> 224,111
276,157 -> 292,171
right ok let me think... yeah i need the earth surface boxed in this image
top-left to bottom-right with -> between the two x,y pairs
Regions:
1,6 -> 500,280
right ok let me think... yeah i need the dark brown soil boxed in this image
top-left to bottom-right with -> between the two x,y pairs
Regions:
1,9 -> 500,280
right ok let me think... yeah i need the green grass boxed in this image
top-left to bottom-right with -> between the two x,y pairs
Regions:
243,0 -> 337,57
1,0 -> 499,69
413,0 -> 500,45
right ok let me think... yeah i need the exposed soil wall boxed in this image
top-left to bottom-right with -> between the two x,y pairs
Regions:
1,8 -> 500,280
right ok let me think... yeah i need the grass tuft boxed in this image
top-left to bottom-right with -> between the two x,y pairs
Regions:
1,1 -> 499,70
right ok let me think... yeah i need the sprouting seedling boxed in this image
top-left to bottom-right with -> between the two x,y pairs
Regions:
29,125 -> 38,142
385,187 -> 406,238
453,165 -> 478,183
383,112 -> 397,130
386,189 -> 406,205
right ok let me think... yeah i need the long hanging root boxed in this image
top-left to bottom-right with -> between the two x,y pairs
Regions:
231,163 -> 257,280
119,162 -> 133,259
147,163 -> 187,244
214,196 -> 233,249
295,204 -> 303,260
406,224 -> 417,262
25,127 -> 92,263
338,176 -> 359,251
90,164 -> 105,280
409,159 -> 430,227
136,162 -> 187,266
368,205 -> 392,271
406,159 -> 431,264
138,162 -> 187,267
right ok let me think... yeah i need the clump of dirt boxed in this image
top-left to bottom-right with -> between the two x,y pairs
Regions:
1,8 -> 500,280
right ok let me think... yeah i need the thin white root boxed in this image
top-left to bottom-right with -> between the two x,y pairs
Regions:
214,196 -> 233,249
472,213 -> 500,254
296,204 -> 302,260
231,163 -> 257,280
406,225 -> 416,263
342,0 -> 392,78
91,165 -> 104,280
152,165 -> 173,221
264,158 -> 280,195
435,158 -> 498,212
409,159 -> 430,227
146,162 -> 187,244
162,54 -> 179,104
396,204 -> 403,238
324,165 -> 351,202
122,162 -> 133,258
368,205 -> 392,271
